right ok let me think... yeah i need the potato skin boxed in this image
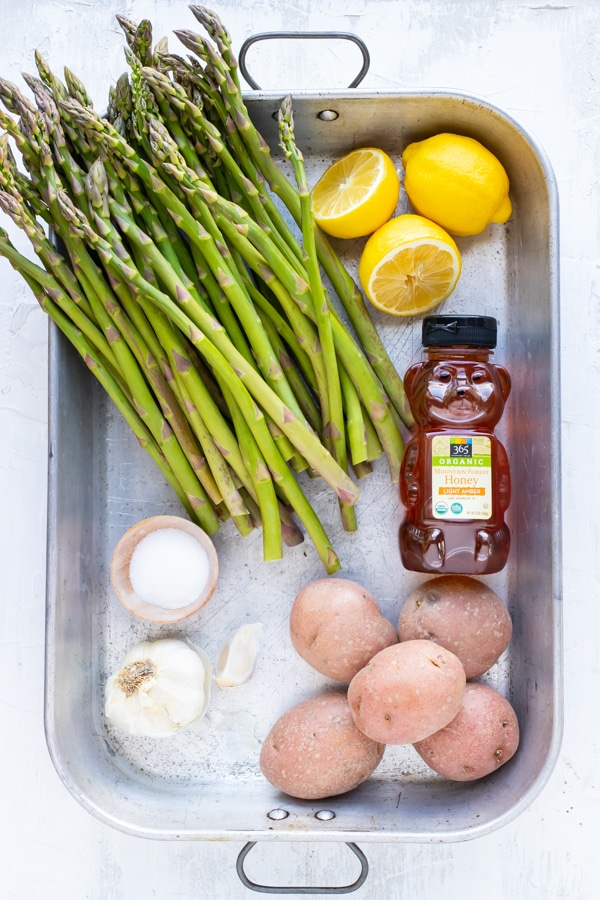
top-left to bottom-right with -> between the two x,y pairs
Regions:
290,578 -> 398,682
259,692 -> 385,800
413,683 -> 520,781
397,575 -> 512,679
347,640 -> 466,744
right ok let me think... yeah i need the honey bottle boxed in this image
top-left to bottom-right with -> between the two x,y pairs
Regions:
399,315 -> 511,574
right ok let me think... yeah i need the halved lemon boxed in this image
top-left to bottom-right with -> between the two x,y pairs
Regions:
358,214 -> 462,316
311,147 -> 400,239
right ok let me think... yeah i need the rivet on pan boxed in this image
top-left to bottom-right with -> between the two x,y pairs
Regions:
315,809 -> 336,821
317,109 -> 339,121
267,808 -> 289,820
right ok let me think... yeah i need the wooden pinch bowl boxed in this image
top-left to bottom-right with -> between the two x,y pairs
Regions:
110,515 -> 219,624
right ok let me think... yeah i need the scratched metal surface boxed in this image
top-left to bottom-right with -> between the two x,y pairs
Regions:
44,90 -> 561,845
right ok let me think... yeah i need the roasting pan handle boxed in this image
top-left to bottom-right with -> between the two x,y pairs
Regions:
238,32 -> 370,90
236,841 -> 369,894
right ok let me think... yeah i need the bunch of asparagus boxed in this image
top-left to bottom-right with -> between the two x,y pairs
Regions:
0,6 -> 412,573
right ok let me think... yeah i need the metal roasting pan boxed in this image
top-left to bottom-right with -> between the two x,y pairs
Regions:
44,77 -> 562,884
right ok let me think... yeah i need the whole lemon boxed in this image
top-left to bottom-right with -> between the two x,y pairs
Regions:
401,133 -> 512,237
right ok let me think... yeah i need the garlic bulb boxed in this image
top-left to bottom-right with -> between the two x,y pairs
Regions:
215,623 -> 264,688
105,638 -> 212,737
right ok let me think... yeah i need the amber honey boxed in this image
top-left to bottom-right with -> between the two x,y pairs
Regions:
399,316 -> 511,574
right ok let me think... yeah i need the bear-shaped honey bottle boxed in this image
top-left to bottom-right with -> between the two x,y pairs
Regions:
399,315 -> 511,574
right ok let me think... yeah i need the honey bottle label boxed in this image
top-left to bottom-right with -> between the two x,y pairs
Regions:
431,435 -> 492,521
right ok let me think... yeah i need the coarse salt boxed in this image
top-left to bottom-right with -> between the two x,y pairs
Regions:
129,527 -> 210,609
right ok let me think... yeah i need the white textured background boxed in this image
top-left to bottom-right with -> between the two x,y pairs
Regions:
0,1 -> 596,897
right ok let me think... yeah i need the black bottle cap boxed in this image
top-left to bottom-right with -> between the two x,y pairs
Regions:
422,315 -> 498,348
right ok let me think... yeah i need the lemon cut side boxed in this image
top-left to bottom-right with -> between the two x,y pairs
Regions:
311,147 -> 400,240
359,215 -> 462,317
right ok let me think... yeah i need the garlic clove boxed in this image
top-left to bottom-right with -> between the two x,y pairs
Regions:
215,623 -> 264,688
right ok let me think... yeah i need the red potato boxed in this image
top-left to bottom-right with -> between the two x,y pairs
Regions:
347,640 -> 466,744
397,575 -> 512,679
413,682 -> 520,781
290,578 -> 398,682
259,692 -> 385,800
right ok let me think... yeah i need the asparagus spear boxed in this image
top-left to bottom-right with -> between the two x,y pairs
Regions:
278,95 -> 356,532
